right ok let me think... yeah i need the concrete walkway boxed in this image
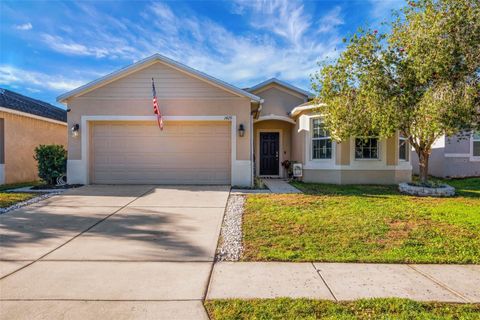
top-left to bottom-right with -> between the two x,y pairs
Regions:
207,262 -> 480,303
262,179 -> 301,193
0,185 -> 230,319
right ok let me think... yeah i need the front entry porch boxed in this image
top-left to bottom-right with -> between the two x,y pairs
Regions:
253,118 -> 294,178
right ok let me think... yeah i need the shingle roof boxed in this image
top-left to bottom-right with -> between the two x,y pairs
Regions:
0,88 -> 67,122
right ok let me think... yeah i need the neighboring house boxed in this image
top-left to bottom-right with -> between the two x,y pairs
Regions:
411,133 -> 480,178
58,54 -> 412,186
0,88 -> 67,184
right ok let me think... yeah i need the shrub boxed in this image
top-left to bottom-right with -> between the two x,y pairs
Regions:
34,144 -> 67,185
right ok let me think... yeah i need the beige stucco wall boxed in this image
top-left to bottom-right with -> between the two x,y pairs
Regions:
336,140 -> 351,165
304,169 -> 412,185
67,61 -> 252,162
253,120 -> 293,177
291,119 -> 305,164
0,111 -> 67,184
0,118 -> 4,164
252,85 -> 306,117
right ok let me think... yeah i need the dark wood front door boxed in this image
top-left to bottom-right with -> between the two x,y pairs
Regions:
259,132 -> 280,176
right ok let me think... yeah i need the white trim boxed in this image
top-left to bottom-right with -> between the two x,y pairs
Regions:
353,137 -> 381,161
57,53 -> 261,103
304,115 -> 336,170
0,164 -> 4,184
470,132 -> 480,162
470,132 -> 480,161
256,129 -> 283,178
290,103 -> 326,117
310,117 -> 334,161
74,115 -> 250,186
254,114 -> 296,124
0,107 -> 67,126
398,135 -> 409,162
444,153 -> 471,158
247,78 -> 314,98
72,96 -> 249,101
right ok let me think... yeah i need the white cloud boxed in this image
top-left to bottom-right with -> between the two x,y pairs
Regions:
369,0 -> 404,21
26,87 -> 41,93
317,6 -> 344,34
24,1 -> 345,90
232,0 -> 311,48
14,22 -> 32,30
0,65 -> 85,92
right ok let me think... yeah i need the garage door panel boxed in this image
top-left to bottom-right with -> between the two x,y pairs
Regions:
91,121 -> 231,184
95,122 -> 229,137
96,153 -> 230,169
95,137 -> 228,154
94,169 -> 229,184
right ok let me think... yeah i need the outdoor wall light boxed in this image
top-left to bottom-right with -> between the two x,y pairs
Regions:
71,124 -> 80,137
238,124 -> 245,137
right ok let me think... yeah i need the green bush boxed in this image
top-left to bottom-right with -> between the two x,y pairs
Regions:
34,145 -> 67,185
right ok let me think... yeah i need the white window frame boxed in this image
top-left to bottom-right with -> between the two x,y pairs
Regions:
398,135 -> 409,161
471,131 -> 480,161
311,118 -> 332,160
354,137 -> 380,160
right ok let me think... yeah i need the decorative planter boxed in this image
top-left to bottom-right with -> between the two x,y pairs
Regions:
398,182 -> 455,197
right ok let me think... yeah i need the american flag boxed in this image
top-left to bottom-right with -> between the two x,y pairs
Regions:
151,78 -> 164,130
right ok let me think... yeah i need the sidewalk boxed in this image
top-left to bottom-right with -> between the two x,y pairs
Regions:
207,262 -> 480,303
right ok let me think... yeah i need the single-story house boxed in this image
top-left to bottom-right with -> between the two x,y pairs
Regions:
58,54 -> 412,186
411,133 -> 480,178
0,88 -> 67,184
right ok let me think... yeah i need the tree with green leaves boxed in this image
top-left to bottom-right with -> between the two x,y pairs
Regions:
312,0 -> 480,184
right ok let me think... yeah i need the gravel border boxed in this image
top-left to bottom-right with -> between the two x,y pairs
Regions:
0,191 -> 64,215
216,194 -> 245,261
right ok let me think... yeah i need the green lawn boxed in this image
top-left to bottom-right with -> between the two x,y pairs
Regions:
0,181 -> 40,208
242,178 -> 480,263
205,298 -> 480,320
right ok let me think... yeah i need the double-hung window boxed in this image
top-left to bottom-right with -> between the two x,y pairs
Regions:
473,132 -> 480,157
311,118 -> 332,159
399,135 -> 409,161
355,137 -> 379,159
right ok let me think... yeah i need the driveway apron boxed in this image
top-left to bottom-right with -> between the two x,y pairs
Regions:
0,185 -> 230,319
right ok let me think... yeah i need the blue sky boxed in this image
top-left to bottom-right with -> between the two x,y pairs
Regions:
0,0 -> 403,108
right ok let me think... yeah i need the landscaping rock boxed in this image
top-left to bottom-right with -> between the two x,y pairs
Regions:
399,183 -> 455,197
0,192 -> 63,215
216,194 -> 245,261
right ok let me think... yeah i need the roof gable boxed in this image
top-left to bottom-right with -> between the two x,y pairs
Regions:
57,54 -> 261,103
246,78 -> 314,99
0,88 -> 66,122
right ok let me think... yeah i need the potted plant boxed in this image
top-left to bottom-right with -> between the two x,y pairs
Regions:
281,160 -> 293,178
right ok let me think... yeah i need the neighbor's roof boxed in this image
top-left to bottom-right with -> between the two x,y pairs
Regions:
57,53 -> 262,103
246,78 -> 315,99
0,88 -> 67,122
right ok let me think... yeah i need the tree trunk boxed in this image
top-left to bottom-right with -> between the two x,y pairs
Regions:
418,149 -> 430,184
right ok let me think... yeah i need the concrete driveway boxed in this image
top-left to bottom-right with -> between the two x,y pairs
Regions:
0,185 -> 230,319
